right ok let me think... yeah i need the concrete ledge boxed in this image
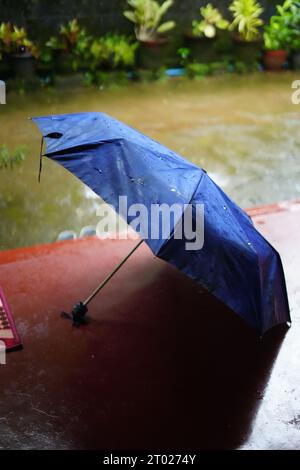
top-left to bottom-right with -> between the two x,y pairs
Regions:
0,200 -> 299,449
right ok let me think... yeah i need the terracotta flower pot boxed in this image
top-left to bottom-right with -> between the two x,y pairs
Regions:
263,50 -> 287,71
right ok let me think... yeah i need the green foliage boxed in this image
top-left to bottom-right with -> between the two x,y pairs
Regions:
234,60 -> 249,73
45,21 -> 138,72
83,70 -> 130,89
263,0 -> 300,51
186,60 -> 230,78
289,1 -> 300,50
134,66 -> 168,82
0,22 -> 39,59
89,35 -> 138,70
46,19 -> 91,71
229,0 -> 264,42
124,0 -> 175,41
209,60 -> 230,74
58,19 -> 90,53
153,66 -> 168,81
186,62 -> 210,79
192,4 -> 229,39
0,145 -> 26,170
177,47 -> 191,66
185,59 -> 259,78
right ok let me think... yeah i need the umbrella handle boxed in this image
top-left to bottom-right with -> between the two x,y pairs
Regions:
83,238 -> 144,306
38,136 -> 44,183
61,239 -> 144,326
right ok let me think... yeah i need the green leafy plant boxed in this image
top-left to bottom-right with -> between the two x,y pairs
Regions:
186,62 -> 212,78
0,145 -> 26,170
46,19 -> 91,70
186,60 -> 231,78
209,60 -> 231,74
277,0 -> 300,51
177,47 -> 191,66
233,59 -> 260,72
0,23 -> 39,59
229,0 -> 264,42
89,34 -> 138,70
124,0 -> 176,41
50,19 -> 90,52
192,4 -> 229,39
263,0 -> 299,51
289,0 -> 300,50
83,70 -> 130,89
38,45 -> 53,65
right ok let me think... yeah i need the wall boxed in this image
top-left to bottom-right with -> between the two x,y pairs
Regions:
0,0 -> 279,40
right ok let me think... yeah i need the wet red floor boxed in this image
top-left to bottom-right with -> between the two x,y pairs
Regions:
0,200 -> 299,450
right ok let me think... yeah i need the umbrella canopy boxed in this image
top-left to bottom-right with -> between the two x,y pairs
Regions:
32,112 -> 290,334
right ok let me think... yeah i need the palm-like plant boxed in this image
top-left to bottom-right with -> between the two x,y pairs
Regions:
192,4 -> 229,39
229,0 -> 264,42
46,19 -> 92,71
0,22 -> 38,58
47,19 -> 90,53
124,0 -> 175,41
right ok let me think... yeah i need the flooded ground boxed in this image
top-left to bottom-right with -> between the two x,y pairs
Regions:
0,72 -> 300,250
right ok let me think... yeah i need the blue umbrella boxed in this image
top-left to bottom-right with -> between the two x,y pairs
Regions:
32,112 -> 290,334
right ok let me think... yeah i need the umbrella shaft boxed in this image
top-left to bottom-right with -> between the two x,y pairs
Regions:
83,239 -> 144,306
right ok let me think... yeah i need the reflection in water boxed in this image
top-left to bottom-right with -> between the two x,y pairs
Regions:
0,73 -> 300,249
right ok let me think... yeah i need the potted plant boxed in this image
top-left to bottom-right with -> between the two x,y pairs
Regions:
287,1 -> 300,70
0,23 -> 38,78
192,4 -> 229,39
89,34 -> 138,71
84,34 -> 138,85
123,0 -> 176,69
229,0 -> 264,64
263,1 -> 294,71
46,19 -> 91,74
0,24 -> 10,79
185,4 -> 229,62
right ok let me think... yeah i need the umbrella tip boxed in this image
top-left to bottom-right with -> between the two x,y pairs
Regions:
61,302 -> 89,327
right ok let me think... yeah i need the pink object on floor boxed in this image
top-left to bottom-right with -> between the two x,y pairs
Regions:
0,287 -> 22,351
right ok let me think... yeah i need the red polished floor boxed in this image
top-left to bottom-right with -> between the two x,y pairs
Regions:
0,200 -> 299,450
